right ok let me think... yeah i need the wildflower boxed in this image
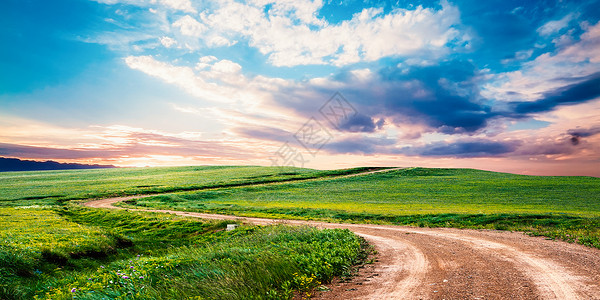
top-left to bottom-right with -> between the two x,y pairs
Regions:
100,266 -> 104,268
122,276 -> 129,279
139,276 -> 144,279
71,288 -> 77,293
130,266 -> 134,269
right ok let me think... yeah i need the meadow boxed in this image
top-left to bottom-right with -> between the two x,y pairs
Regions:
0,165 -> 378,207
3,166 -> 599,299
120,167 -> 600,248
0,166 -> 374,299
1,205 -> 367,299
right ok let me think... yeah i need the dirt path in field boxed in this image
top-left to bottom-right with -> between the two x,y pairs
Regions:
84,168 -> 600,299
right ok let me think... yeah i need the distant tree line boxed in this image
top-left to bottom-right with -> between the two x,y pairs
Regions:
0,157 -> 115,172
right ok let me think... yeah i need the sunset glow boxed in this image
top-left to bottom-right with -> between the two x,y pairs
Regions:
1,0 -> 599,176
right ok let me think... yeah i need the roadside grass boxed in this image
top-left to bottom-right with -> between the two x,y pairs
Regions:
1,205 -> 367,300
0,206 -> 124,298
0,166 -> 380,207
39,225 -> 366,300
121,167 -> 600,248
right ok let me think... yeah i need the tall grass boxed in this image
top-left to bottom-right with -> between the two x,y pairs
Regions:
1,206 -> 367,299
39,225 -> 365,300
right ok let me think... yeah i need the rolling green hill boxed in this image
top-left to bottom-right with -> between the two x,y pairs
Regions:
0,165 -> 376,206
120,167 -> 600,248
127,167 -> 600,217
2,166 -> 599,299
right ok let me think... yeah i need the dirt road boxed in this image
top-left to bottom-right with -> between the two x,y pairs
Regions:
84,170 -> 600,299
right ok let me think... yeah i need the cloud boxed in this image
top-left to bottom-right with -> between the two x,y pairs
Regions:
173,15 -> 206,37
211,60 -> 242,74
159,0 -> 196,13
567,125 -> 600,145
567,125 -> 600,138
322,136 -> 522,158
324,136 -> 396,155
537,13 -> 576,36
233,127 -> 291,144
0,126 -> 257,162
274,60 -> 496,135
560,20 -> 600,63
190,0 -> 465,66
0,143 -> 116,159
124,55 -> 243,103
123,49 -> 599,156
399,139 -> 521,158
510,72 -> 600,114
337,114 -> 382,133
483,21 -> 600,103
93,0 -> 196,13
159,36 -> 177,48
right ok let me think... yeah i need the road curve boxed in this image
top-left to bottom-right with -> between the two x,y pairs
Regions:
84,196 -> 600,300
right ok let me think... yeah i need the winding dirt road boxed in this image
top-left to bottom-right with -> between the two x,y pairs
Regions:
84,170 -> 600,299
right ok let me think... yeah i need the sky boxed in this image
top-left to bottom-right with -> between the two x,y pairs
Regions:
1,0 -> 599,176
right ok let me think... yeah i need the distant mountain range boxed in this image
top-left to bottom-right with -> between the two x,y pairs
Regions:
0,157 -> 116,172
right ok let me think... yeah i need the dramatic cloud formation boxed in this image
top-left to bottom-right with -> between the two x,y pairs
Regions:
510,72 -> 600,115
399,139 -> 521,158
568,126 -> 600,145
1,0 -> 599,176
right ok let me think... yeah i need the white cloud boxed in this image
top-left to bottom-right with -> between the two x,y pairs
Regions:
560,21 -> 600,63
483,21 -> 600,102
500,49 -> 533,64
211,60 -> 242,73
124,55 -> 289,108
206,35 -> 235,47
253,0 -> 326,25
195,56 -> 217,70
92,0 -> 196,13
158,0 -> 196,13
537,13 -> 576,36
187,0 -> 465,66
125,55 -> 236,103
97,0 -> 465,66
199,56 -> 217,63
172,15 -> 206,37
160,36 -> 177,48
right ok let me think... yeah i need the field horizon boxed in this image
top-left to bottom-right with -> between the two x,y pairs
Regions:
2,165 -> 599,299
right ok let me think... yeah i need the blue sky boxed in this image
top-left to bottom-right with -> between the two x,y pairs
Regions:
1,0 -> 599,175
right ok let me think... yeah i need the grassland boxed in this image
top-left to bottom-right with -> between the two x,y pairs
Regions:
3,166 -> 599,299
1,206 -> 367,299
0,166 -> 374,299
119,168 -> 600,248
0,165 -> 378,207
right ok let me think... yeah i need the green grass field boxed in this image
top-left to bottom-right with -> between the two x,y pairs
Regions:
1,206 -> 367,299
127,167 -> 600,216
0,165 -> 378,207
0,166 -> 374,299
120,167 -> 600,248
2,165 -> 599,299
